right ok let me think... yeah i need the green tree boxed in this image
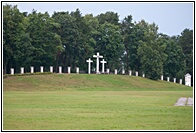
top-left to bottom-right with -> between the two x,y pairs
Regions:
52,11 -> 79,72
121,15 -> 146,73
3,4 -> 15,74
163,35 -> 185,80
95,12 -> 123,71
71,9 -> 98,71
81,14 -> 98,71
96,22 -> 124,71
178,29 -> 193,76
3,4 -> 32,73
121,15 -> 134,73
54,33 -> 64,72
96,11 -> 120,25
137,21 -> 167,80
26,10 -> 62,72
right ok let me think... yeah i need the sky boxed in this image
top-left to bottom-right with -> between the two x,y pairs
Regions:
3,2 -> 194,36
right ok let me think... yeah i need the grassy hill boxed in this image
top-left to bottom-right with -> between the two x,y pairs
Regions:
3,74 -> 193,130
3,73 -> 191,91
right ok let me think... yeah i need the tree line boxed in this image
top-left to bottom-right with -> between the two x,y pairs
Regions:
3,4 -> 193,81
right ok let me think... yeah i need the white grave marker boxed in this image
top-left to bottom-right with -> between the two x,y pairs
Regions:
93,52 -> 103,74
86,58 -> 93,74
167,77 -> 170,82
59,66 -> 62,74
50,66 -> 53,73
106,69 -> 110,74
115,69 -> 117,75
122,69 -> 125,74
21,67 -> 24,74
179,79 -> 182,84
185,73 -> 191,86
161,75 -> 163,80
30,66 -> 34,73
76,67 -> 79,74
100,59 -> 107,73
10,68 -> 14,75
129,70 -> 132,76
68,67 -> 71,74
40,66 -> 43,73
136,71 -> 138,76
142,74 -> 145,77
173,78 -> 176,83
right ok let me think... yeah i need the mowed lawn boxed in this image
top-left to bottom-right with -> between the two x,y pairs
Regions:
3,74 -> 193,130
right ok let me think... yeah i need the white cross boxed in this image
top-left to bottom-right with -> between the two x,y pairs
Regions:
93,52 -> 103,74
100,59 -> 107,73
86,58 -> 93,74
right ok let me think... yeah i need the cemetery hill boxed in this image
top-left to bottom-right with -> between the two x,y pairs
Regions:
3,5 -> 193,130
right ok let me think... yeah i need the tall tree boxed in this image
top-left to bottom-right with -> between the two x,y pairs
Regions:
163,35 -> 186,80
26,10 -> 61,72
3,4 -> 16,74
3,4 -> 32,73
121,15 -> 146,73
81,14 -> 99,71
137,20 -> 167,80
121,15 -> 134,73
52,11 -> 79,72
178,29 -> 193,76
95,22 -> 124,71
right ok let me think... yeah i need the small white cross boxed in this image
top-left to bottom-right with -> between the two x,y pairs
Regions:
100,59 -> 107,73
86,58 -> 93,74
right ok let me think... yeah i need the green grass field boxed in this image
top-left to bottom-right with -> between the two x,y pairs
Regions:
3,74 -> 193,130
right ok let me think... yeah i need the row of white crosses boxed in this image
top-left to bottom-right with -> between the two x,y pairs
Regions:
160,75 -> 192,86
10,66 -> 79,74
9,66 -> 191,86
161,75 -> 181,83
86,52 -> 108,74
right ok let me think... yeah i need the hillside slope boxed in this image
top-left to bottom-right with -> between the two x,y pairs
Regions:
3,74 -> 192,91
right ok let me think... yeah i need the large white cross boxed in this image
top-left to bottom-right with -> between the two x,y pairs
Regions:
100,59 -> 107,73
86,58 -> 93,74
93,52 -> 103,74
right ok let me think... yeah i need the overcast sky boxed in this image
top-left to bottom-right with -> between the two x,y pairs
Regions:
3,2 -> 193,36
